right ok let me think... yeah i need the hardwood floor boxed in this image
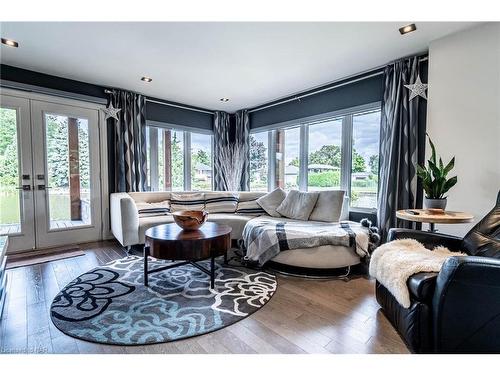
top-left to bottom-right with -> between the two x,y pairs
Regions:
0,241 -> 409,354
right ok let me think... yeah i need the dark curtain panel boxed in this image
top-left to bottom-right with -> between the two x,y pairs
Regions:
378,56 -> 425,239
107,90 -> 147,192
213,110 -> 250,191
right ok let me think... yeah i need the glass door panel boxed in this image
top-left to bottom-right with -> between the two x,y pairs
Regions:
31,101 -> 101,249
0,95 -> 36,252
44,114 -> 92,229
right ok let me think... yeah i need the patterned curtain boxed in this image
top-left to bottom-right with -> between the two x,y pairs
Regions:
213,110 -> 250,191
107,90 -> 147,192
378,56 -> 424,239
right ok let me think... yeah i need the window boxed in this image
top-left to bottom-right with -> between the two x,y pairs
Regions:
146,125 -> 212,192
350,111 -> 380,209
249,104 -> 381,211
190,132 -> 213,191
307,118 -> 342,191
276,127 -> 300,190
249,132 -> 269,191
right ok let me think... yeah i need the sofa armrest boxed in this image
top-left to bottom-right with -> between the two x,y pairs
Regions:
432,256 -> 500,353
110,193 -> 139,247
387,228 -> 464,251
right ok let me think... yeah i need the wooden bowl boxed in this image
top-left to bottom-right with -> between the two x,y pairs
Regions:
171,210 -> 208,230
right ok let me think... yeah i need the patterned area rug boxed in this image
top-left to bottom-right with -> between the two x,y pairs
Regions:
50,256 -> 276,345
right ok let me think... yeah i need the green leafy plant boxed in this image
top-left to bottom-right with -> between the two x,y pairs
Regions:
416,135 -> 457,199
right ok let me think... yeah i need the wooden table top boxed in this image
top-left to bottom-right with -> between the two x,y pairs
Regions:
396,209 -> 474,224
145,222 -> 232,260
145,222 -> 232,242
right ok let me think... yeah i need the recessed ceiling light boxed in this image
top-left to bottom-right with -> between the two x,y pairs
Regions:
399,24 -> 417,35
1,38 -> 19,48
220,98 -> 229,102
141,76 -> 152,82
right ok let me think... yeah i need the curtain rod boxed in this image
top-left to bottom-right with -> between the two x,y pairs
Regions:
248,55 -> 428,114
103,89 -> 214,115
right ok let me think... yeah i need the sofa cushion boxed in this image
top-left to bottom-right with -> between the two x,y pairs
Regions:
276,190 -> 319,220
207,213 -> 255,240
236,200 -> 266,216
256,188 -> 286,217
204,192 -> 239,213
170,193 -> 205,212
309,190 -> 345,222
407,272 -> 438,302
136,201 -> 170,218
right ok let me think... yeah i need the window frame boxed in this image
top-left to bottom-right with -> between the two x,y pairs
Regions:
146,120 -> 213,192
249,102 -> 381,213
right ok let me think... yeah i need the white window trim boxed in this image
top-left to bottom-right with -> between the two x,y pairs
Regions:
249,102 -> 381,212
146,121 -> 213,192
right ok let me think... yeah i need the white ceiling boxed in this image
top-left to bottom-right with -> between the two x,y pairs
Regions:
0,22 -> 478,111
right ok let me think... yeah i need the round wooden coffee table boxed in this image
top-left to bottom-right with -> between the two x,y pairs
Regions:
143,222 -> 232,288
396,209 -> 473,232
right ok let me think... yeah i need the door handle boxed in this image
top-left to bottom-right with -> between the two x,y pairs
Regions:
16,185 -> 32,191
37,185 -> 52,190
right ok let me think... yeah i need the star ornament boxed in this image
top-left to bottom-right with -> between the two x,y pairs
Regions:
102,104 -> 121,121
404,74 -> 428,101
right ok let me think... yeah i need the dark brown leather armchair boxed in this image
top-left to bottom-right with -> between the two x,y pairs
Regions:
375,192 -> 500,353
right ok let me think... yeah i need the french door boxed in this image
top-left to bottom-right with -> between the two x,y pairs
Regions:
0,94 -> 102,252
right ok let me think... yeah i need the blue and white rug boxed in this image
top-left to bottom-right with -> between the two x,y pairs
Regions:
50,256 -> 276,345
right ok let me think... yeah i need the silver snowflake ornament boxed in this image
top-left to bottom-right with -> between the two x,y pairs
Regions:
102,104 -> 121,121
404,74 -> 428,100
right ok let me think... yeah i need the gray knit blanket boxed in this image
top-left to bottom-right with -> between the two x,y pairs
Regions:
242,217 -> 371,266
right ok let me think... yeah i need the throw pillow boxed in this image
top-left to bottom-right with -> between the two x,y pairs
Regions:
236,200 -> 267,216
276,190 -> 319,220
170,193 -> 205,212
204,192 -> 239,213
256,188 -> 286,217
309,190 -> 345,222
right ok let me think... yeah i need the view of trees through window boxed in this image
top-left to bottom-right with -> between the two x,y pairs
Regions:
351,111 -> 380,209
0,107 -> 21,234
147,126 -> 212,192
249,132 -> 268,191
191,133 -> 212,191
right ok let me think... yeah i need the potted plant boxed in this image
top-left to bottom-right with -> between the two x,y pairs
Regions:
416,135 -> 457,211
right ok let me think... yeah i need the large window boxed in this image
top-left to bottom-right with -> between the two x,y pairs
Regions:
249,104 -> 381,211
249,132 -> 269,191
147,125 -> 212,191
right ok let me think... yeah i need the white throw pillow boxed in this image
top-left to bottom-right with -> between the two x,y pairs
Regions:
308,190 -> 345,222
276,190 -> 319,220
170,193 -> 205,212
204,192 -> 239,213
256,188 -> 286,217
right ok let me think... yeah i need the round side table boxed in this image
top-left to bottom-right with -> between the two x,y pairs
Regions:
396,209 -> 474,232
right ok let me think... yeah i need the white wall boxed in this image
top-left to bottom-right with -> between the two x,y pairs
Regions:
426,23 -> 500,236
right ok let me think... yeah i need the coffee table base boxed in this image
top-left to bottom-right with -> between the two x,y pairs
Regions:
143,246 -> 227,289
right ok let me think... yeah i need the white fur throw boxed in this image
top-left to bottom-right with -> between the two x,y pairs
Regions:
369,239 -> 465,308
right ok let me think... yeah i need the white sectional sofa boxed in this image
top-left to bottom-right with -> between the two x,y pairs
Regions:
110,190 -> 360,270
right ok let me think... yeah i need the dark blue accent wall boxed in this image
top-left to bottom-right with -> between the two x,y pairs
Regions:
146,100 -> 213,130
0,64 -> 213,131
249,71 -> 384,129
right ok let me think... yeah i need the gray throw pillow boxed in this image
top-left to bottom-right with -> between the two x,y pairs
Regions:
276,190 -> 319,220
308,190 -> 345,222
256,188 -> 286,217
